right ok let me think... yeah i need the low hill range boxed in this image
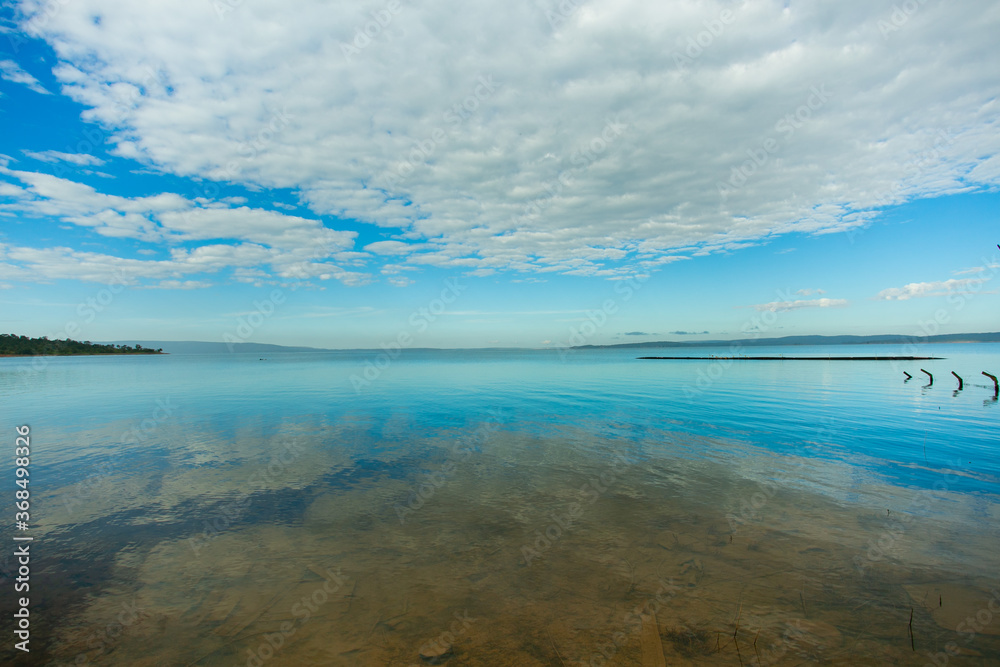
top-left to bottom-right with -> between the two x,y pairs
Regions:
575,332 -> 1000,349
102,332 -> 1000,355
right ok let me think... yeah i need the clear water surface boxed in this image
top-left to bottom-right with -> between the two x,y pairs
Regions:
1,343 -> 998,665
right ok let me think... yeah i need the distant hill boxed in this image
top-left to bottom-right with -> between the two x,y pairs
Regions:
576,332 -> 1000,349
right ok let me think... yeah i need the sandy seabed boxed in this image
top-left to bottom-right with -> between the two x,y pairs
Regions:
28,425 -> 1000,666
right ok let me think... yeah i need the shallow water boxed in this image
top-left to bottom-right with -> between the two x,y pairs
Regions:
1,343 -> 999,665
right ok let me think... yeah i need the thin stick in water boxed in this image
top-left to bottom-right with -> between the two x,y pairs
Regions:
908,607 -> 915,651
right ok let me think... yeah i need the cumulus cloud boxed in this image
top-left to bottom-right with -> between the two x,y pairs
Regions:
6,0 -> 1000,279
0,59 -> 50,94
874,277 -> 992,301
0,168 -> 364,286
750,298 -> 848,312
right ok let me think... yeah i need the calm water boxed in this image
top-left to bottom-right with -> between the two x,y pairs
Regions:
2,343 -> 999,665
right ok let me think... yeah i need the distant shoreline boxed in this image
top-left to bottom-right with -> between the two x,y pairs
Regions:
0,352 -> 166,358
1,335 -> 164,357
579,332 -> 1000,350
80,332 -> 1000,355
638,355 -> 942,361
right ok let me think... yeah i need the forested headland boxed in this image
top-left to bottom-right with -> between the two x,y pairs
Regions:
0,334 -> 163,356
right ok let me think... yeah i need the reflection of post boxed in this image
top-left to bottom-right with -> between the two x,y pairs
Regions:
920,369 -> 933,385
984,371 -> 999,397
951,371 -> 963,390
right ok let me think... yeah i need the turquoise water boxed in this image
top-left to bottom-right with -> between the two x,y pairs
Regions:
1,343 -> 999,665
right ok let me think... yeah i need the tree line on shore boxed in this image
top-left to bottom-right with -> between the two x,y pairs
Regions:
0,334 -> 162,356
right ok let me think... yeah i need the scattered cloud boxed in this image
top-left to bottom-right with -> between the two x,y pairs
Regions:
750,298 -> 849,312
142,279 -> 212,290
0,59 -> 50,94
297,306 -> 377,319
365,240 -> 419,256
953,263 -> 1000,276
670,330 -> 710,335
387,276 -> 414,287
624,331 -> 655,336
795,288 -> 826,296
22,150 -> 105,166
874,277 -> 992,301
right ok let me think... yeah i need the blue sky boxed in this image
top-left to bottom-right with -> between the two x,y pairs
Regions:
1,0 -> 998,349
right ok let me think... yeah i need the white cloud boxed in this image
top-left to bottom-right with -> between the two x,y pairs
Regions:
795,288 -> 826,296
8,0 -> 1000,277
142,279 -> 213,290
22,150 -> 105,166
0,168 -> 366,286
751,298 -> 848,312
874,277 -> 992,301
387,276 -> 414,287
953,263 -> 1000,276
0,59 -> 50,94
365,240 -> 419,255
